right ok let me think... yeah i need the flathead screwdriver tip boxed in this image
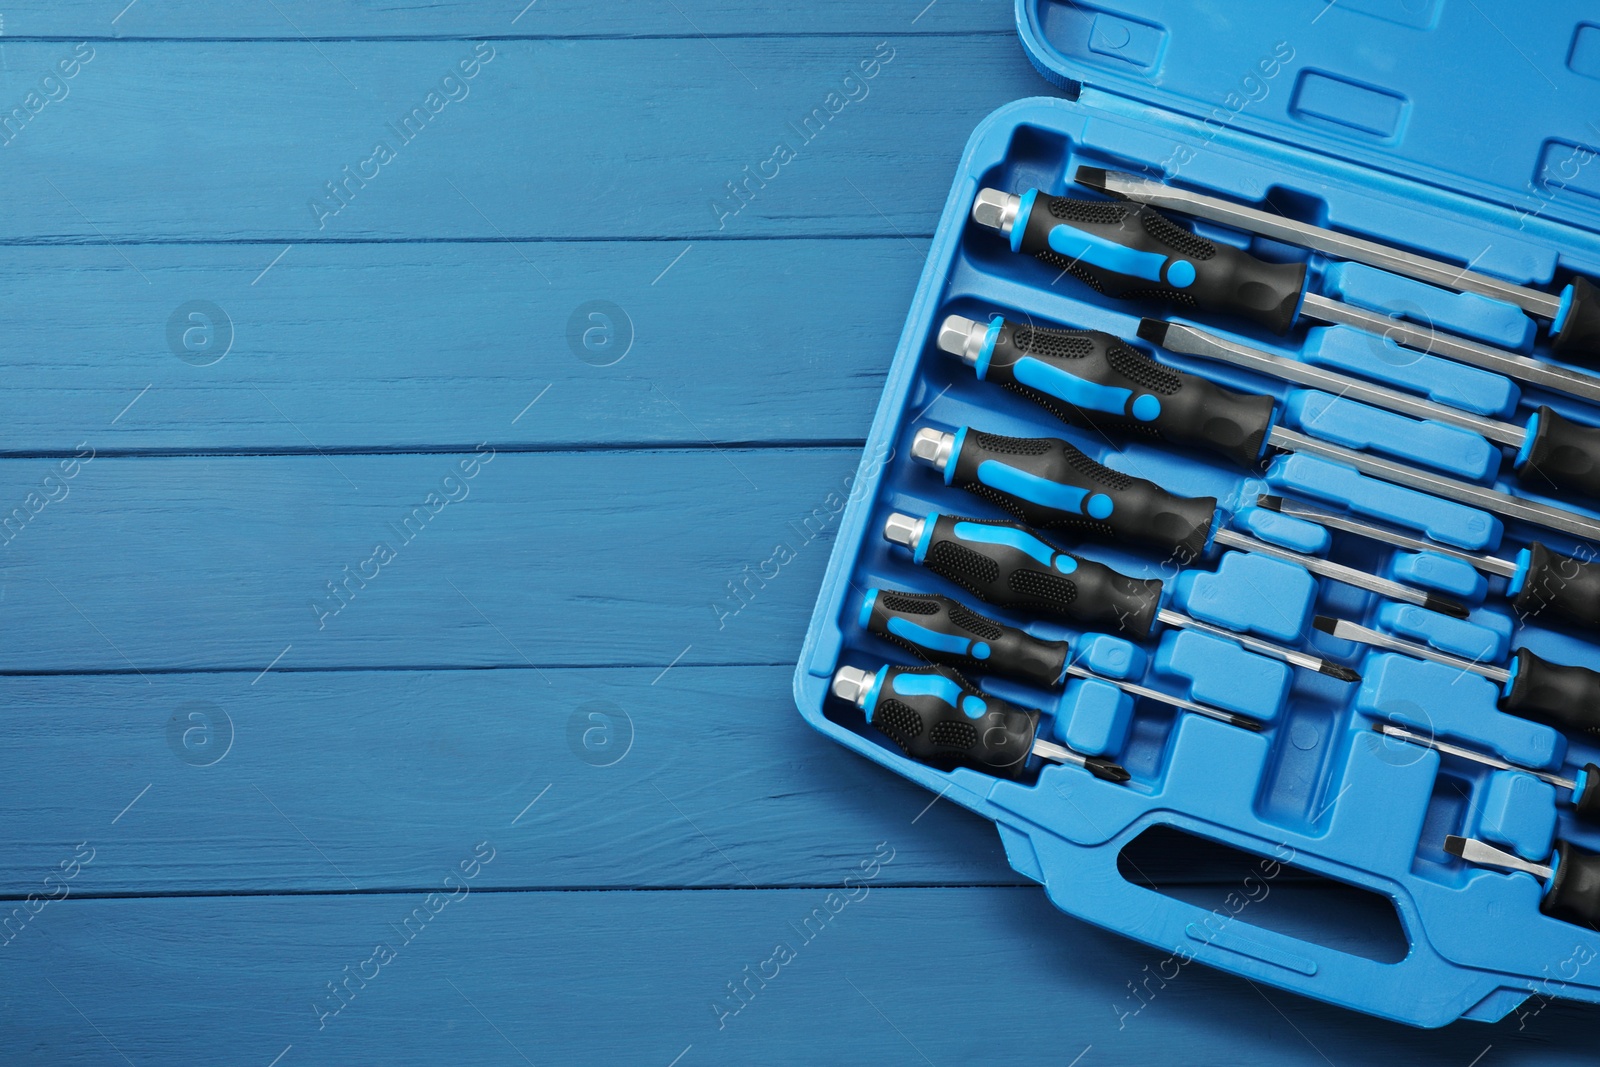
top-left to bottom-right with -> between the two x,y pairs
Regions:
1072,165 -> 1110,193
1255,494 -> 1285,512
1134,318 -> 1171,346
1442,835 -> 1468,859
1312,615 -> 1341,636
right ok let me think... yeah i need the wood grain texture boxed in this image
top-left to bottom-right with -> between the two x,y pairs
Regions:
0,449 -> 864,671
4,0 -> 1017,38
0,38 -> 1050,242
4,888 -> 1594,1066
0,666 -> 1018,895
0,240 -> 915,453
5,3 -> 1587,1054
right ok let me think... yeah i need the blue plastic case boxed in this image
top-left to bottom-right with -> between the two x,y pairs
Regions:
795,2 -> 1600,1027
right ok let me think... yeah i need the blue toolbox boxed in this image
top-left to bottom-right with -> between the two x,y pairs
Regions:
795,2 -> 1600,1028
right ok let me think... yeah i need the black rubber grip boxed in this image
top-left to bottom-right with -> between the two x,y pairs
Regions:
977,318 -> 1277,468
1517,406 -> 1600,501
1542,839 -> 1600,927
1500,647 -> 1600,738
914,513 -> 1164,639
1017,194 -> 1307,333
1550,277 -> 1600,369
1511,542 -> 1600,631
1572,765 -> 1600,825
948,427 -> 1218,563
863,588 -> 1069,690
866,664 -> 1039,778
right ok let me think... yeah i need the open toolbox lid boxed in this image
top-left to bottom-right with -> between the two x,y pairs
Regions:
1015,0 -> 1600,238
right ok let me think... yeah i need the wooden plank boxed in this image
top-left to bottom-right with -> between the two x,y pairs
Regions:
5,888 -> 1593,1064
3,0 -> 1016,38
0,448 -> 868,671
0,37 -> 1047,241
0,240 -> 912,453
0,665 -> 1018,895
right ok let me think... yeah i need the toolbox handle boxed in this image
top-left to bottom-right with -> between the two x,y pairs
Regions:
1018,820 -> 1508,1028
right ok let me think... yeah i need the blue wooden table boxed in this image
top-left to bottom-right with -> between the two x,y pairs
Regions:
1,3 -> 1593,1063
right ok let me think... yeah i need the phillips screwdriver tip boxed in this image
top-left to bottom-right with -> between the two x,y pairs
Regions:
1084,756 -> 1132,784
1228,713 -> 1267,732
1134,318 -> 1171,346
1072,165 -> 1111,193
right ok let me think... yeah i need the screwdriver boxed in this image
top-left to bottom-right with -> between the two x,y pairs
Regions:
937,313 -> 1600,545
883,509 -> 1359,681
860,586 -> 1263,730
1142,318 -> 1600,503
1373,723 -> 1600,824
1074,167 -> 1600,367
830,661 -> 1130,781
908,424 -> 1468,617
1443,835 -> 1600,928
970,185 -> 1600,406
1257,495 -> 1600,631
1314,616 -> 1600,737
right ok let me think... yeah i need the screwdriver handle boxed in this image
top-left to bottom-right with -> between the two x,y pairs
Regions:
861,663 -> 1040,778
1012,190 -> 1308,333
1510,542 -> 1600,630
909,513 -> 1164,639
861,588 -> 1069,690
1550,277 -> 1600,368
1516,406 -> 1600,501
1572,766 -> 1600,824
1543,839 -> 1600,927
1500,647 -> 1600,738
972,317 -> 1278,467
944,427 -> 1219,563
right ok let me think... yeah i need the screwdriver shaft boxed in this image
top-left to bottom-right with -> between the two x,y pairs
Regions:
1086,169 -> 1562,319
1256,496 -> 1518,578
1374,723 -> 1575,789
1061,662 -> 1260,730
1268,425 -> 1600,544
1156,607 -> 1347,679
1300,293 -> 1600,405
1315,616 -> 1509,683
1211,527 -> 1463,614
1152,320 -> 1525,447
1029,736 -> 1089,768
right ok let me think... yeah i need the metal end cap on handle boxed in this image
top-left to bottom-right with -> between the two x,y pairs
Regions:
831,666 -> 876,708
937,314 -> 988,365
971,188 -> 1021,235
883,512 -> 926,549
910,428 -> 955,471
